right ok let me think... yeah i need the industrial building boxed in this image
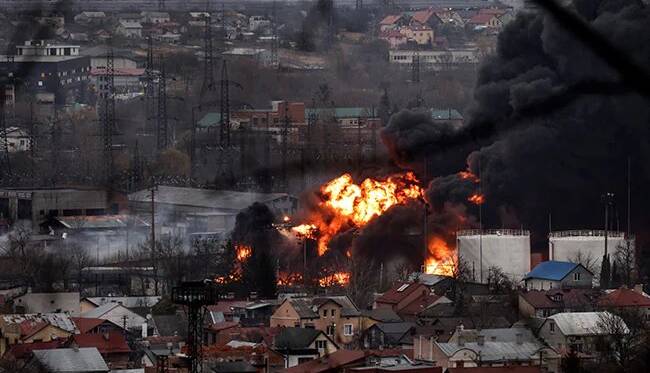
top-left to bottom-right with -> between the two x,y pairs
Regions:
549,230 -> 635,282
456,229 -> 531,283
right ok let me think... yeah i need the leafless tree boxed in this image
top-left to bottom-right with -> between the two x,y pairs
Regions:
487,265 -> 514,293
614,241 -> 636,288
345,258 -> 378,309
569,250 -> 599,277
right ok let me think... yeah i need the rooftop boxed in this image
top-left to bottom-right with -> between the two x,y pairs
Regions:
524,261 -> 584,281
599,287 -> 650,307
546,312 -> 627,336
274,327 -> 325,350
32,347 -> 109,372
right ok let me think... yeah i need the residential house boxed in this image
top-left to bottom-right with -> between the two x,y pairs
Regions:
379,15 -> 407,32
518,288 -> 601,318
403,24 -> 434,46
423,327 -> 558,371
0,313 -> 77,356
523,261 -> 593,290
362,322 -> 415,349
13,292 -> 80,316
538,312 -> 627,356
69,332 -> 131,369
273,327 -> 338,368
430,108 -> 464,128
598,286 -> 650,320
446,326 -> 540,345
72,317 -> 125,335
374,282 -> 449,321
31,347 -> 109,373
0,127 -> 30,153
270,296 -> 361,346
80,302 -> 147,331
116,20 -> 143,38
141,11 -> 171,24
360,308 -> 402,331
379,29 -> 408,49
207,301 -> 249,324
409,8 -> 442,29
283,349 -> 368,373
249,16 -> 271,32
74,12 -> 106,25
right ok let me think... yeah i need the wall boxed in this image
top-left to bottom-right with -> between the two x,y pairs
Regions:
269,301 -> 301,328
457,231 -> 531,283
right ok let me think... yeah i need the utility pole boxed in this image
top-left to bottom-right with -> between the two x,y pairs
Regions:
145,36 -> 156,136
219,61 -> 230,147
270,1 -> 279,69
156,56 -> 168,152
356,0 -> 363,10
281,101 -> 290,191
101,46 -> 116,184
0,84 -> 11,179
150,184 -> 158,295
158,0 -> 165,11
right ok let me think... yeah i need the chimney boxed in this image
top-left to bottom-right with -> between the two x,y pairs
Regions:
634,284 -> 644,294
516,333 -> 523,345
477,335 -> 485,346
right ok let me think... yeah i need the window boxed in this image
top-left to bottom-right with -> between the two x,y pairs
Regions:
315,340 -> 326,349
574,272 -> 581,281
344,324 -> 353,336
330,309 -> 335,317
322,309 -> 327,317
549,322 -> 555,333
326,325 -> 335,336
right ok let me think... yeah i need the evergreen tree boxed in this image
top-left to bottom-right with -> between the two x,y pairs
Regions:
611,260 -> 621,288
600,254 -> 611,289
561,347 -> 581,373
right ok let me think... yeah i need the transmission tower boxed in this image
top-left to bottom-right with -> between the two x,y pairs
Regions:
145,37 -> 156,135
101,47 -> 116,183
156,56 -> 169,152
158,0 -> 165,11
270,1 -> 279,69
172,281 -> 218,373
202,11 -> 216,94
0,84 -> 10,178
219,61 -> 230,147
356,0 -> 363,10
281,101 -> 290,191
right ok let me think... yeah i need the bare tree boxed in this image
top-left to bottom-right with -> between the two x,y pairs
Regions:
614,242 -> 636,288
569,250 -> 599,277
345,258 -> 377,309
487,265 -> 514,293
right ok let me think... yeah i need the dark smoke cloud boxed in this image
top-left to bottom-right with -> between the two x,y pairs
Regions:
382,1 -> 650,248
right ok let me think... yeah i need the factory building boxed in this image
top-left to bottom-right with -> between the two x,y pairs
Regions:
456,229 -> 531,284
549,230 -> 635,283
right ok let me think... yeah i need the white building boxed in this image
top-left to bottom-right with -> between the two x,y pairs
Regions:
389,49 -> 479,70
249,15 -> 271,32
1,127 -> 30,153
16,40 -> 80,57
141,11 -> 171,24
116,20 -> 143,38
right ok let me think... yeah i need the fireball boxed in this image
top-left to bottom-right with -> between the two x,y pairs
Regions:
424,237 -> 456,276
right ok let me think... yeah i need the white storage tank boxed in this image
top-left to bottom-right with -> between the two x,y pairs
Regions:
549,230 -> 634,279
456,229 -> 531,284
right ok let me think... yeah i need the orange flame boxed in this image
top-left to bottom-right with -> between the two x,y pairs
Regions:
424,237 -> 455,276
302,172 -> 423,255
318,272 -> 351,287
236,244 -> 252,261
468,193 -> 485,205
292,224 -> 318,239
277,272 -> 303,286
458,170 -> 479,183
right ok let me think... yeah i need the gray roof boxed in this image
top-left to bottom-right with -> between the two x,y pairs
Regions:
287,296 -> 360,318
84,296 -> 161,309
32,347 -> 109,372
212,361 -> 258,373
274,327 -> 323,349
15,292 -> 80,316
436,340 -> 545,362
128,186 -> 294,212
1,313 -> 76,333
362,308 -> 402,323
450,327 -> 538,344
546,312 -> 627,336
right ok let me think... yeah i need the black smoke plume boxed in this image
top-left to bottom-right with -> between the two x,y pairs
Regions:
382,1 -> 650,249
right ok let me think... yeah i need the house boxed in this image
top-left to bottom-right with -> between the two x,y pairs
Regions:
598,285 -> 650,319
0,126 -> 30,152
270,296 -> 361,346
31,347 -> 109,373
141,11 -> 171,24
360,308 -> 402,331
410,8 -> 442,29
80,302 -> 147,331
116,20 -> 143,38
518,288 -> 601,318
283,349 -> 368,373
13,292 -> 80,316
80,296 -> 162,314
249,16 -> 271,32
379,29 -> 408,49
423,326 -> 558,371
538,312 -> 628,356
468,13 -> 502,30
374,282 -> 448,320
446,326 -> 540,345
0,313 -> 77,356
70,332 -> 131,369
72,317 -> 125,335
431,108 -> 464,128
74,11 -> 106,24
379,15 -> 407,32
362,322 -> 415,349
273,327 -> 338,367
523,261 -> 593,290
402,24 -> 434,46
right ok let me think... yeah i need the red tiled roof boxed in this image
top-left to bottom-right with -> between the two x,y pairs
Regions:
208,321 -> 240,332
19,320 -> 49,339
599,288 -> 650,308
380,15 -> 402,25
468,14 -> 497,25
411,9 -> 435,25
72,332 -> 131,354
447,367 -> 541,373
399,294 -> 442,316
478,8 -> 508,16
519,289 -> 600,309
207,301 -> 249,314
284,350 -> 367,373
7,339 -> 66,359
72,317 -> 107,334
376,282 -> 427,305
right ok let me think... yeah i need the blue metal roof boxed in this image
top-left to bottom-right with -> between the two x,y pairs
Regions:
524,261 -> 579,281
